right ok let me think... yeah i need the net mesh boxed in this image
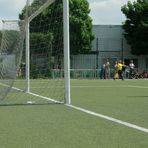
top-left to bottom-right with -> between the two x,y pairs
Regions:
0,0 -> 65,105
0,20 -> 25,101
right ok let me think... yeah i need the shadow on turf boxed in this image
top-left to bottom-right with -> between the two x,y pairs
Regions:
128,96 -> 148,98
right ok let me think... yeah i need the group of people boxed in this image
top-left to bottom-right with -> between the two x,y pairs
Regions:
100,59 -> 136,80
113,60 -> 127,80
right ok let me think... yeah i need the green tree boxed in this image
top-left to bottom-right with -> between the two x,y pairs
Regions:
0,31 -> 2,46
19,0 -> 94,55
29,32 -> 53,78
0,30 -> 20,54
121,0 -> 148,55
69,0 -> 94,54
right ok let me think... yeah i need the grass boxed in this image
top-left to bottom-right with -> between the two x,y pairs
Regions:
71,79 -> 148,128
0,79 -> 148,148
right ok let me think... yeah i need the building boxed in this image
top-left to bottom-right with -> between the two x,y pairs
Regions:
71,25 -> 148,73
92,25 -> 148,71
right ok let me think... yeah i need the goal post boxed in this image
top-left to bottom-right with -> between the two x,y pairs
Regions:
0,0 -> 71,105
25,12 -> 30,93
63,0 -> 71,104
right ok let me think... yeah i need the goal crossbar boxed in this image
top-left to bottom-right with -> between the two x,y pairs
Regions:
28,0 -> 55,22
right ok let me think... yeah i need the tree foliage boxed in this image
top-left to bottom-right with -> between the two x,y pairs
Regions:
69,0 -> 94,54
121,0 -> 148,55
19,0 -> 94,55
0,31 -> 2,47
30,32 -> 53,53
19,0 -> 94,78
0,30 -> 20,54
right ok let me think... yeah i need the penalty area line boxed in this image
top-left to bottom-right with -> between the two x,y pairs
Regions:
66,104 -> 148,134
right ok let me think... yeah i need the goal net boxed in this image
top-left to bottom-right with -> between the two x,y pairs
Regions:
0,0 -> 70,105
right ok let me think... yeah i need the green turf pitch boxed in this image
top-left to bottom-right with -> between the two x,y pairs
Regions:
0,79 -> 147,148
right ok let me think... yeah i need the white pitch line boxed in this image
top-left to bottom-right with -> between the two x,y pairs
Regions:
29,85 -> 148,89
28,92 -> 63,104
71,85 -> 148,89
66,104 -> 148,134
11,86 -> 63,104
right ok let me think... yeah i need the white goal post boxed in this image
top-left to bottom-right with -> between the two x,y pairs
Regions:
63,0 -> 70,104
25,0 -> 71,104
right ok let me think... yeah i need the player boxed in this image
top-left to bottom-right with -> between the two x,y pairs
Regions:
118,60 -> 124,80
113,61 -> 118,80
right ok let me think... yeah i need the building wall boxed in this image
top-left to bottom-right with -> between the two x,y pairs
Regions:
71,25 -> 147,71
92,25 -> 132,55
71,54 -> 96,69
92,25 -> 147,70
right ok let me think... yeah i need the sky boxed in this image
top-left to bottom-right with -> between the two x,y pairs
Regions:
0,0 -> 135,29
88,0 -> 135,24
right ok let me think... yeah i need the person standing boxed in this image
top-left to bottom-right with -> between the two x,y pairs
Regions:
100,63 -> 105,79
113,61 -> 119,80
118,60 -> 123,80
129,60 -> 135,79
122,61 -> 126,79
105,59 -> 110,79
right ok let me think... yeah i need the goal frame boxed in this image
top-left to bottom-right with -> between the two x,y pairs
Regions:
25,0 -> 71,104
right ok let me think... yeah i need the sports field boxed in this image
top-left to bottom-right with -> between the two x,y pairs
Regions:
0,79 -> 148,148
